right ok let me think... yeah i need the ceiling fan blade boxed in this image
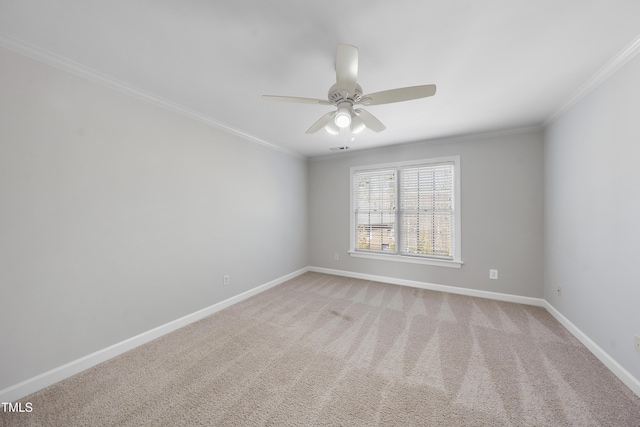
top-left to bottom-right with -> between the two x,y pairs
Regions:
262,95 -> 332,105
335,44 -> 358,96
355,109 -> 386,132
306,111 -> 336,134
360,84 -> 436,106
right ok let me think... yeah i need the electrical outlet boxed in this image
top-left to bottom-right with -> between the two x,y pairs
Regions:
223,275 -> 230,286
334,253 -> 339,261
489,269 -> 498,280
635,335 -> 640,353
556,286 -> 562,296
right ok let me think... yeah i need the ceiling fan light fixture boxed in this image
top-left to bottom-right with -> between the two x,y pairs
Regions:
334,108 -> 351,128
325,121 -> 340,135
350,114 -> 365,133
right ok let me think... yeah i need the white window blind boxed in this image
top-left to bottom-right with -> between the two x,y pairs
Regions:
399,162 -> 454,258
351,157 -> 460,266
353,169 -> 397,253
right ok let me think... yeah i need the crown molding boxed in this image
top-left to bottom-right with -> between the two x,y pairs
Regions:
544,34 -> 640,126
0,33 -> 301,159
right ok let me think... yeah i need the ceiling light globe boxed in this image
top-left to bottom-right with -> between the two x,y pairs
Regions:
350,115 -> 365,133
325,121 -> 340,135
334,108 -> 351,128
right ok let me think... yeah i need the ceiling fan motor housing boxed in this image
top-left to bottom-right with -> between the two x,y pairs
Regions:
328,83 -> 363,105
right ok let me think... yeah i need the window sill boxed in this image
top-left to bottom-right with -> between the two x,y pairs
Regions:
348,251 -> 463,268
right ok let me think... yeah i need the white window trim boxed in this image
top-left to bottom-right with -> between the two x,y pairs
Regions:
349,156 -> 463,269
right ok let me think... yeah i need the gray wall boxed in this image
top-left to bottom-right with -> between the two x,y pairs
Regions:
309,130 -> 544,298
544,52 -> 640,381
0,47 -> 309,390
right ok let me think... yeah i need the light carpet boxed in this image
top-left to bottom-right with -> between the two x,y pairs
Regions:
2,272 -> 639,426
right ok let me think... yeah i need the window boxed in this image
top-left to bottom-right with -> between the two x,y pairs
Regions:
350,156 -> 462,268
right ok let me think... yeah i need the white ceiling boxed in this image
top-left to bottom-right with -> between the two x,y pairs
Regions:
1,1 -> 640,158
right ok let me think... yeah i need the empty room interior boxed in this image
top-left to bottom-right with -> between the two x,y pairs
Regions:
1,1 -> 640,425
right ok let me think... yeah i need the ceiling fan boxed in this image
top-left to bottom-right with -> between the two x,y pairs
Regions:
262,44 -> 436,135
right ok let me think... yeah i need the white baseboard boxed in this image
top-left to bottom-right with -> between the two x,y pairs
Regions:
311,266 -> 640,398
543,301 -> 640,397
4,266 -> 638,402
0,267 -> 309,403
309,266 -> 545,307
